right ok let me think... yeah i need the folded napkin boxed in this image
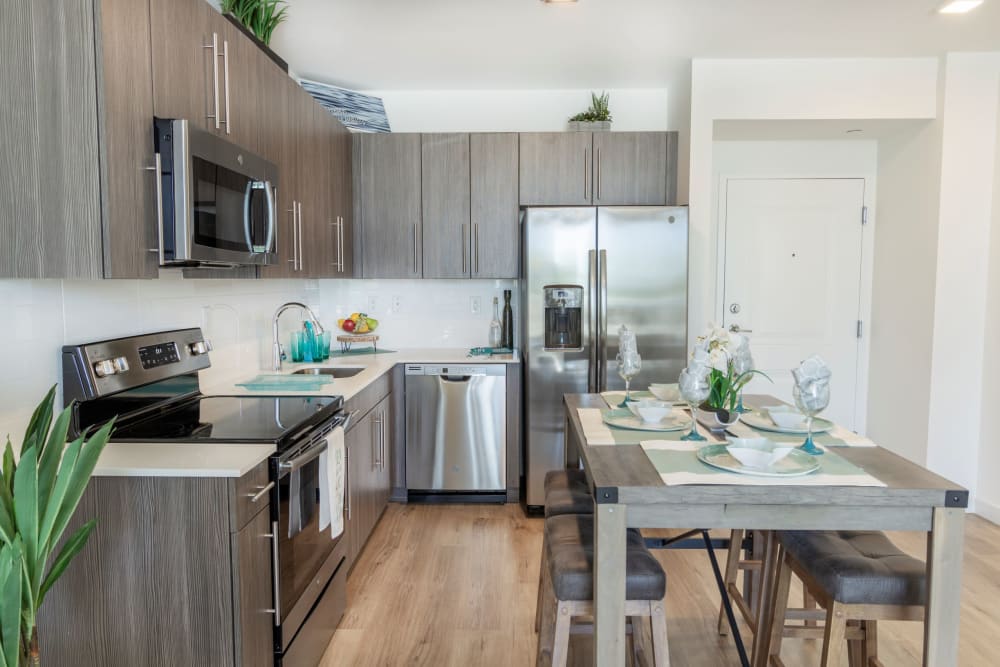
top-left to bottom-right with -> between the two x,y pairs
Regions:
640,440 -> 886,487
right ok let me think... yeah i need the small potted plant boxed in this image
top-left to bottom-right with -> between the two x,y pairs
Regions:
689,325 -> 768,432
221,0 -> 290,71
568,92 -> 613,131
0,386 -> 113,665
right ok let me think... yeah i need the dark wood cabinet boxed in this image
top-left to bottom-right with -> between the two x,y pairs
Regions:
233,506 -> 275,667
149,0 -> 212,132
518,132 -> 594,206
422,133 -> 472,278
215,14 -> 263,153
311,106 -> 354,278
332,119 -> 356,277
355,133 -> 423,278
592,131 -> 672,206
471,133 -> 520,278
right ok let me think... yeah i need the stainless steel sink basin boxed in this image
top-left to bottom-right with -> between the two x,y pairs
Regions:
292,367 -> 365,378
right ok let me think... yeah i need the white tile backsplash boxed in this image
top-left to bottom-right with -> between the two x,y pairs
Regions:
0,277 -> 519,446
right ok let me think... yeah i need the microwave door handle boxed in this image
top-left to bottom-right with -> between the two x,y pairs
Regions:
242,180 -> 254,252
263,181 -> 276,253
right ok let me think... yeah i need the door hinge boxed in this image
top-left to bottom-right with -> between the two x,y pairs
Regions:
861,206 -> 869,225
856,320 -> 863,338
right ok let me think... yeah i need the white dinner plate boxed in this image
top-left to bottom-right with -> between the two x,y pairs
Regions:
602,409 -> 688,432
741,411 -> 834,435
696,444 -> 820,477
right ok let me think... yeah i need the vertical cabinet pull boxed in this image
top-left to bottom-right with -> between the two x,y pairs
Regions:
583,147 -> 588,200
474,224 -> 480,275
461,224 -> 468,274
412,223 -> 419,275
145,154 -> 165,263
268,521 -> 280,626
221,39 -> 231,134
296,202 -> 304,273
339,216 -> 345,272
287,202 -> 298,270
204,33 -> 220,129
596,147 -> 602,201
344,447 -> 351,520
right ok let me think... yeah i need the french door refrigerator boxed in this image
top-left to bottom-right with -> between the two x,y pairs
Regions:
521,206 -> 688,507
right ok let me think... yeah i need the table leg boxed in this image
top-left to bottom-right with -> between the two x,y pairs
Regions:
594,502 -> 627,667
750,531 -> 778,667
923,507 -> 965,667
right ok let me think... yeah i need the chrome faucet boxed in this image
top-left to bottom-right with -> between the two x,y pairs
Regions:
272,302 -> 325,371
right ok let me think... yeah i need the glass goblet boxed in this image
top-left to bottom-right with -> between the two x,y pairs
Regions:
616,351 -> 642,407
793,380 -> 830,456
733,352 -> 754,414
679,368 -> 710,442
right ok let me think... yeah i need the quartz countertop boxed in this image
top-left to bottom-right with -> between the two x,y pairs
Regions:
92,348 -> 519,478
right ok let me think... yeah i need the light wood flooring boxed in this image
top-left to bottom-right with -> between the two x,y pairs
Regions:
321,504 -> 1000,666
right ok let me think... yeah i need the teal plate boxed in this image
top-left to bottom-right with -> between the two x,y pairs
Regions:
741,411 -> 834,435
696,444 -> 820,477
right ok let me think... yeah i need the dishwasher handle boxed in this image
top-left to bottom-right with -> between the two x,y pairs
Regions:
440,375 -> 473,382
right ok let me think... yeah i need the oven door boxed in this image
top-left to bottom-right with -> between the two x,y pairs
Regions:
273,411 -> 352,652
155,118 -> 278,267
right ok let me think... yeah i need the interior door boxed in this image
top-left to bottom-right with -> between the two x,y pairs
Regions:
722,178 -> 865,428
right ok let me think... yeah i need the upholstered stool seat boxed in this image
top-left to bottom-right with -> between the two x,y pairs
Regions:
543,469 -> 593,517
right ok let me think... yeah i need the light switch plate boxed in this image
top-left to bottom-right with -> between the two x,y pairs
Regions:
367,296 -> 378,313
391,296 -> 401,313
470,296 -> 481,315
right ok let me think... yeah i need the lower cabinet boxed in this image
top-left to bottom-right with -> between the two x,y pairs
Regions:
345,392 -> 393,568
233,506 -> 275,667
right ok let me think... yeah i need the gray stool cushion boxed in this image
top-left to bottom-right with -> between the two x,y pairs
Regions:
543,469 -> 593,518
780,530 -> 926,606
545,514 -> 666,601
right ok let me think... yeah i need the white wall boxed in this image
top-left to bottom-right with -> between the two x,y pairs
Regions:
868,120 -> 943,466
925,53 -> 1000,501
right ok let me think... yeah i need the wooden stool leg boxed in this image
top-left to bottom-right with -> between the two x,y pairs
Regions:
535,542 -> 546,633
535,576 -> 557,667
551,601 -> 573,667
718,529 -> 744,636
803,588 -> 818,628
650,596 -> 671,667
847,620 -> 863,667
767,552 -> 794,663
820,602 -> 848,667
631,607 -> 654,667
863,620 -> 879,667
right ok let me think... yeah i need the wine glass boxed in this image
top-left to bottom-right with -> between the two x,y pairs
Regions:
679,368 -> 710,442
616,351 -> 642,407
733,349 -> 754,414
793,380 -> 830,456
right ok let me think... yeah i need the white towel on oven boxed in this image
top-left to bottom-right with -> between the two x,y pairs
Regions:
318,426 -> 346,539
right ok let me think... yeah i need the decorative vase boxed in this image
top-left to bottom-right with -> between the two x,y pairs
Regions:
696,405 -> 741,434
568,120 -> 612,132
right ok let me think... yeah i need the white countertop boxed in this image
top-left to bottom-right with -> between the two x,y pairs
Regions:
93,348 -> 519,479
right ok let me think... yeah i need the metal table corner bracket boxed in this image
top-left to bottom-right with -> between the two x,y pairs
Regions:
945,490 -> 969,508
595,486 -> 619,504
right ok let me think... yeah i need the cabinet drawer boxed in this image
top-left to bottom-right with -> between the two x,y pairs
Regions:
230,460 -> 271,531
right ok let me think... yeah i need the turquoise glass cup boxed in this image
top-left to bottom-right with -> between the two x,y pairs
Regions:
289,331 -> 306,363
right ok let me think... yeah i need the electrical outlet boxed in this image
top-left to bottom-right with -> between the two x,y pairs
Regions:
470,296 -> 482,315
367,296 -> 378,313
391,296 -> 402,313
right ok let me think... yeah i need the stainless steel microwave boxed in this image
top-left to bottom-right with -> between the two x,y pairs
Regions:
153,118 -> 278,267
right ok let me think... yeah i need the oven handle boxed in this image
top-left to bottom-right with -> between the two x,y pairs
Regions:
266,520 -> 280,626
277,410 -> 356,472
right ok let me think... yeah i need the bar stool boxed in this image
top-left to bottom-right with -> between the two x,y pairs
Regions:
536,513 -> 671,667
766,530 -> 926,666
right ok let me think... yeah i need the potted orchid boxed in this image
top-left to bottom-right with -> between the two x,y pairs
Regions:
690,324 -> 769,431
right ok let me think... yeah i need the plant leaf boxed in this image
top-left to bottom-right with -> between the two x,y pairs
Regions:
38,405 -> 72,525
38,520 -> 95,606
12,447 -> 39,592
0,540 -> 22,667
36,437 -> 82,555
21,386 -> 55,458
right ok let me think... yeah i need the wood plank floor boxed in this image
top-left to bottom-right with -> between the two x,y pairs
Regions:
321,504 -> 1000,666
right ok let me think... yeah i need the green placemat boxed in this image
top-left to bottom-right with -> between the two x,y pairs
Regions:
600,390 -> 655,408
727,419 -> 850,447
639,441 -> 885,487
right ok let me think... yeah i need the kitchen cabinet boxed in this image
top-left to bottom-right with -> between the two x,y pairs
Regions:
259,70 -> 299,278
149,0 -> 212,132
592,131 -> 672,206
471,133 -> 520,278
233,505 -> 274,667
355,133 -> 423,278
212,13 -> 263,152
518,132 -> 594,206
332,116 -> 356,277
312,106 -> 354,278
422,134 -> 472,278
345,397 -> 392,568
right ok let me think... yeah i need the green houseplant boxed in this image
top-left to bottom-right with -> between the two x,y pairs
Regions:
0,386 -> 113,665
568,91 -> 613,130
221,0 -> 289,46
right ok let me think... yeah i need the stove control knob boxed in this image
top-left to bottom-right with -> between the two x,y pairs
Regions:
112,356 -> 130,373
189,340 -> 213,356
93,359 -> 116,378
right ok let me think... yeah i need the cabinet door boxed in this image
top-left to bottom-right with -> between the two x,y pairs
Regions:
149,0 -> 213,131
345,414 -> 372,566
1,0 -> 104,279
471,133 -> 519,279
518,132 -> 593,206
356,134 -> 422,278
421,134 -> 471,279
216,16 -> 261,152
592,132 -> 667,206
233,508 -> 274,667
332,118 -> 355,277
259,70 -> 298,278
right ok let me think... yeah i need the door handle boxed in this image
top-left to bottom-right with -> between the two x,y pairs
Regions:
588,249 -> 598,393
204,33 -> 220,129
729,324 -> 753,334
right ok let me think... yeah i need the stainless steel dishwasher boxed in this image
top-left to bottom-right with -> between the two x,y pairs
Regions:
405,363 -> 507,500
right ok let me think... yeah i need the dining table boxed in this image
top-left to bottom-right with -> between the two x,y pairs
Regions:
564,393 -> 968,667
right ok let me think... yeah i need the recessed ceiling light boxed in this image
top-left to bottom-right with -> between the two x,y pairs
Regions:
541,0 -> 578,4
938,0 -> 984,14
846,129 -> 863,134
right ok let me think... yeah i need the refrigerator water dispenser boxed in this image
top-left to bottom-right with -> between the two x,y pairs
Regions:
543,285 -> 583,350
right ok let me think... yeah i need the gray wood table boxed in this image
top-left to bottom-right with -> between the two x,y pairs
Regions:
564,394 -> 968,667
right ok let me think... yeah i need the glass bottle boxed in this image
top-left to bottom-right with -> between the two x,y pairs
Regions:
489,297 -> 502,348
501,289 -> 514,349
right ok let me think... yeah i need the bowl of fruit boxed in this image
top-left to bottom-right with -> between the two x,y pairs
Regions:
338,312 -> 379,335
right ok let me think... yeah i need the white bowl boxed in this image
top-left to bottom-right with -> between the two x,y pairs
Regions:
627,399 -> 673,423
649,383 -> 680,401
726,438 -> 794,469
765,406 -> 807,429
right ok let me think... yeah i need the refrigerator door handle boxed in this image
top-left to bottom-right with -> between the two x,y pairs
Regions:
588,249 -> 598,393
598,249 -> 608,392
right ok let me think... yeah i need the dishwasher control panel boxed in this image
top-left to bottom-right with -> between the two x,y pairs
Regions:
405,364 -> 506,377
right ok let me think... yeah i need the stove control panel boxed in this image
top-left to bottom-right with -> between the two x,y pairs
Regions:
139,342 -> 181,369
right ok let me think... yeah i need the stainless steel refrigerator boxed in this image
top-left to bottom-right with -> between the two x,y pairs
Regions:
521,206 -> 688,507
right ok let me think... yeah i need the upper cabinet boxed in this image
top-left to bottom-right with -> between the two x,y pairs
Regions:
149,0 -> 211,132
355,133 -> 423,279
519,132 -> 594,206
422,134 -> 472,279
519,131 -> 679,206
470,133 -> 520,279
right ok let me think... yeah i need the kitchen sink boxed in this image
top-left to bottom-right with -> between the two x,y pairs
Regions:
292,367 -> 366,378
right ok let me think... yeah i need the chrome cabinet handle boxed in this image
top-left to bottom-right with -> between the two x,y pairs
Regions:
297,203 -> 304,273
330,219 -> 338,268
221,39 -> 231,134
412,223 -> 418,275
583,147 -> 588,200
287,202 -> 298,270
338,215 -> 345,272
204,33 -> 220,129
461,224 -> 468,274
372,412 -> 382,469
267,520 -> 280,625
248,481 -> 275,503
380,410 -> 387,471
144,154 -> 164,263
345,447 -> 351,520
473,224 -> 479,275
596,147 -> 602,201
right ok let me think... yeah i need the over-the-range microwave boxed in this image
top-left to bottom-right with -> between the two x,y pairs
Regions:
152,118 -> 277,267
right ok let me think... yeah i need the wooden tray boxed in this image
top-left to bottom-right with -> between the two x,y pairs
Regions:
336,333 -> 379,353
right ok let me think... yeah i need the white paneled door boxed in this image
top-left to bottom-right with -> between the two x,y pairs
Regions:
722,178 -> 865,429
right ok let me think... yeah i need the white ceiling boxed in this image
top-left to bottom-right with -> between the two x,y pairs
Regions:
268,0 -> 1000,91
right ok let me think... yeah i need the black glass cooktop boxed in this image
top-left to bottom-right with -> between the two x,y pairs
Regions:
111,394 -> 341,444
